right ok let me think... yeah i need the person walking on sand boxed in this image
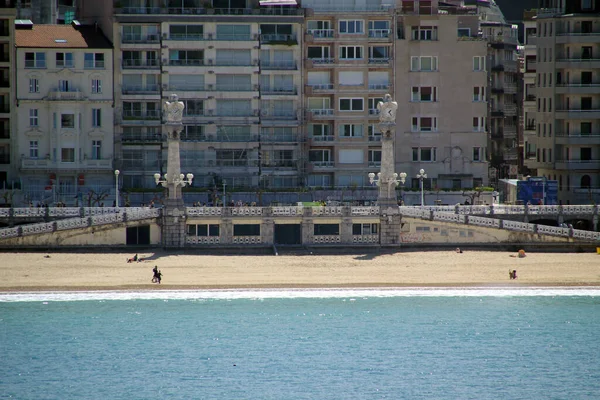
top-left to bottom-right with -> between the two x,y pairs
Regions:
152,265 -> 159,283
156,270 -> 162,284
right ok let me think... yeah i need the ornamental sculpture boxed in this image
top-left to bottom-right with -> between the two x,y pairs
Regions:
163,93 -> 185,124
377,93 -> 398,124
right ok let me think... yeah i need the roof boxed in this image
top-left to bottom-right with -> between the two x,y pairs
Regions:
15,24 -> 112,49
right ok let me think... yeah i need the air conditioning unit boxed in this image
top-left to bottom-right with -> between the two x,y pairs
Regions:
208,45 -> 214,49
208,96 -> 215,99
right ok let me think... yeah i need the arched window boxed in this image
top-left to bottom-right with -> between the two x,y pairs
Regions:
580,175 -> 591,189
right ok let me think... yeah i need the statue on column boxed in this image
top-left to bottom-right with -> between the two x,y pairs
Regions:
377,94 -> 398,139
163,94 -> 185,124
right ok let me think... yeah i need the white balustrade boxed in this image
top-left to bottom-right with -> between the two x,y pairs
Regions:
230,207 -> 263,216
91,213 -> 122,226
272,206 -> 302,216
352,234 -> 379,243
56,217 -> 89,231
49,207 -> 81,217
312,206 -> 343,216
187,236 -> 221,245
468,216 -> 501,228
572,229 -> 600,241
433,212 -> 465,224
126,208 -> 160,221
503,220 -> 536,233
187,207 -> 223,217
0,226 -> 19,239
537,225 -> 571,236
562,205 -> 595,215
232,236 -> 262,244
313,235 -> 341,244
0,209 -> 9,217
350,206 -> 379,216
12,208 -> 46,218
21,222 -> 54,236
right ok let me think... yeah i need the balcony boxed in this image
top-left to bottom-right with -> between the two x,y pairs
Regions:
261,160 -> 298,169
504,104 -> 517,116
116,7 -> 163,14
261,110 -> 297,120
368,83 -> 390,91
310,161 -> 334,168
167,7 -> 207,15
260,60 -> 297,70
555,109 -> 600,120
504,126 -> 517,138
121,132 -> 162,143
121,33 -> 160,44
555,159 -> 600,171
556,32 -> 600,44
261,86 -> 297,95
20,157 -> 113,171
505,148 -> 519,161
491,129 -> 503,139
215,84 -> 255,92
166,84 -> 205,92
368,29 -> 391,39
122,110 -> 161,121
306,83 -> 334,93
491,109 -> 504,118
122,85 -> 160,95
122,59 -> 160,69
308,109 -> 334,118
214,34 -> 254,41
555,83 -> 600,95
556,58 -> 600,69
504,83 -> 517,94
307,58 -> 335,67
310,135 -> 335,143
166,33 -> 206,41
260,34 -> 297,45
168,59 -> 204,67
306,29 -> 334,39
555,132 -> 600,145
46,89 -> 86,101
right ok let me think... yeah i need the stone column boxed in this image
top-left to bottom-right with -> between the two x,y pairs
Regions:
377,122 -> 398,209
379,207 -> 402,246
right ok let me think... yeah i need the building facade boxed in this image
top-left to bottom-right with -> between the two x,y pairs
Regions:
522,9 -> 537,177
15,23 -> 114,205
0,1 -> 15,189
395,0 -> 489,192
525,0 -> 600,204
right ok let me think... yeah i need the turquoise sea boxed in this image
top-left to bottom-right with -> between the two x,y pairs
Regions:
1,288 -> 600,399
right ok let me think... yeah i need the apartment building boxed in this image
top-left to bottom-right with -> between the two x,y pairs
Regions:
0,1 -> 15,189
15,22 -> 114,204
82,0 -> 304,191
302,0 -> 394,188
482,20 -> 520,181
395,0 -> 489,192
522,9 -> 537,175
525,0 -> 600,204
16,0 -> 78,24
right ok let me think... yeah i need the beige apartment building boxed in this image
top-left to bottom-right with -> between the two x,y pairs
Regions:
526,0 -> 600,204
0,1 -> 14,189
82,0 -> 304,191
395,0 -> 489,192
302,0 -> 394,188
522,10 -> 537,175
15,23 -> 114,204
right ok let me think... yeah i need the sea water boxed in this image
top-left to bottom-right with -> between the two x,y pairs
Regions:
1,288 -> 600,400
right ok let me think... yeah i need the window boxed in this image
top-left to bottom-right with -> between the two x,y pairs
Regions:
25,52 -> 46,68
92,109 -> 101,127
473,56 -> 486,71
353,223 -> 378,235
368,46 -> 389,61
183,99 -> 204,116
56,52 -> 74,68
61,147 -> 75,162
581,0 -> 593,10
169,24 -> 203,40
188,224 -> 220,237
29,141 -> 39,158
368,97 -> 383,113
473,87 -> 485,102
29,78 -> 39,93
61,113 -> 75,128
339,124 -> 363,137
339,20 -> 364,34
368,20 -> 390,37
411,26 -> 438,41
84,53 -> 105,69
412,147 -> 437,162
410,56 -> 438,71
29,109 -> 39,126
339,98 -> 364,111
457,28 -> 470,37
91,79 -> 102,94
92,140 -> 102,160
368,124 -> 381,141
58,80 -> 71,92
308,97 -> 331,111
472,117 -> 485,132
307,20 -> 332,37
412,117 -> 437,132
340,46 -> 363,59
307,46 -> 331,60
309,149 -> 332,165
310,124 -> 332,140
412,86 -> 437,102
368,150 -> 381,166
473,147 -> 483,162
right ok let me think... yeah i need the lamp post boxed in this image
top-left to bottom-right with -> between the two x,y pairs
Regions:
222,182 -> 227,206
398,172 -> 407,205
368,171 -> 407,204
154,172 -> 194,196
417,168 -> 427,207
114,169 -> 120,208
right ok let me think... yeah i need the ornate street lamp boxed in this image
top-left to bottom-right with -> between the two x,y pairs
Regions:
114,169 -> 120,208
154,172 -> 194,188
417,169 -> 427,207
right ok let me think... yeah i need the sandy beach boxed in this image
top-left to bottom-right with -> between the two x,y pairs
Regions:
1,250 -> 599,291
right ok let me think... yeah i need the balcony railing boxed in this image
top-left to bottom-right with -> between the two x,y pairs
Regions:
556,58 -> 600,63
122,59 -> 160,68
166,33 -> 206,41
117,7 -> 162,14
168,59 -> 204,66
121,33 -> 160,43
368,57 -> 390,64
167,84 -> 205,91
84,61 -> 105,69
260,60 -> 297,70
167,7 -> 207,15
309,57 -> 335,64
368,83 -> 389,90
260,34 -> 297,44
261,86 -> 297,95
310,109 -> 334,116
215,84 -> 254,92
215,34 -> 253,41
368,29 -> 390,38
311,161 -> 334,167
121,132 -> 162,142
46,88 -> 85,101
122,85 -> 159,94
555,132 -> 600,137
308,83 -> 334,90
307,29 -> 334,38
556,31 -> 600,36
122,110 -> 161,120
556,83 -> 600,88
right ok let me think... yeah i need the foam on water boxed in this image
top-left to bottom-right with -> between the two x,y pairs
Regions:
1,286 -> 599,302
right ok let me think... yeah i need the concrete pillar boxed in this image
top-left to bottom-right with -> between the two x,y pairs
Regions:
162,198 -> 186,248
301,218 -> 313,245
220,218 -> 233,244
261,218 -> 274,245
380,214 -> 402,246
340,217 -> 353,244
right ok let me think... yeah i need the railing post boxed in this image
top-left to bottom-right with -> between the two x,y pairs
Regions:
52,221 -> 58,232
79,206 -> 85,218
498,219 -> 503,229
489,204 -> 494,216
8,206 -> 14,227
454,204 -> 459,214
533,223 -> 538,234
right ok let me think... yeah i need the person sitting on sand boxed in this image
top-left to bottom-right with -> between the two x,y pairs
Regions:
509,270 -> 517,279
455,248 -> 463,254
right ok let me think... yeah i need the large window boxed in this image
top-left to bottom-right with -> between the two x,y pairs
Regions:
92,140 -> 102,160
61,147 -> 75,162
25,52 -> 45,68
340,46 -> 363,59
61,114 -> 75,128
29,141 -> 39,158
169,24 -> 203,40
92,108 -> 101,127
56,52 -> 74,68
353,223 -> 378,235
309,149 -> 331,164
169,50 -> 203,66
339,124 -> 363,137
29,109 -> 39,126
473,56 -> 485,71
411,87 -> 437,102
410,56 -> 438,71
216,24 -> 251,41
307,46 -> 331,59
412,147 -> 437,162
233,224 -> 260,236
309,124 -> 332,140
183,100 -> 204,116
84,53 -> 105,69
411,26 -> 438,40
412,117 -> 437,132
188,224 -> 220,237
339,98 -> 364,111
314,224 -> 339,235
339,20 -> 364,34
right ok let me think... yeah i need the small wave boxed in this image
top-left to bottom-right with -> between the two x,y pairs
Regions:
1,287 -> 600,302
